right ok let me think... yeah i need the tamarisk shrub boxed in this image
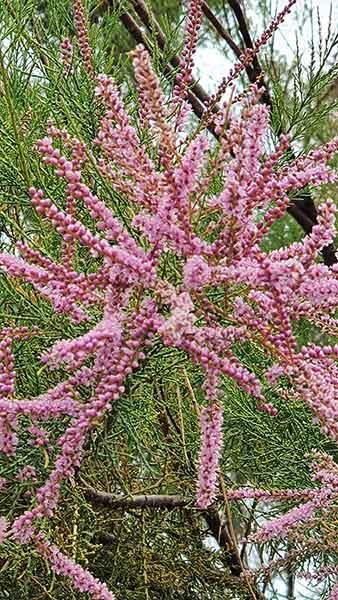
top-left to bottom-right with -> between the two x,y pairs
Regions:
0,0 -> 338,597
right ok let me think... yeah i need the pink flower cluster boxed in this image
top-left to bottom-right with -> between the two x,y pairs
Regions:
60,38 -> 73,74
35,533 -> 115,600
196,403 -> 224,508
172,0 -> 203,128
73,0 -> 93,77
249,488 -> 333,543
28,424 -> 50,448
17,465 -> 38,482
131,46 -> 176,167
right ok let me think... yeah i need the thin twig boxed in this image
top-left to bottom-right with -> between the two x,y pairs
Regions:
176,384 -> 190,467
202,3 -> 244,64
240,499 -> 258,561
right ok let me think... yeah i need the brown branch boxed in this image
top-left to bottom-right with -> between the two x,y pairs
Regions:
203,510 -> 265,600
202,2 -> 243,59
85,487 -> 190,509
203,511 -> 241,575
86,485 -> 265,598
